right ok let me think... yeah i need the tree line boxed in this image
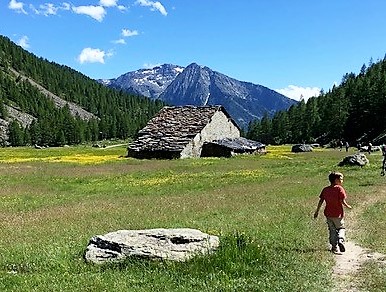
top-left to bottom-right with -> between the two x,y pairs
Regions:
0,35 -> 164,146
246,57 -> 386,146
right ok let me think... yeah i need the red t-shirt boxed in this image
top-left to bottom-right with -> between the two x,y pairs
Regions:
319,184 -> 347,218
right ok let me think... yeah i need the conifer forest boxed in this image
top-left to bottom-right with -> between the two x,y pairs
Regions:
0,35 -> 164,147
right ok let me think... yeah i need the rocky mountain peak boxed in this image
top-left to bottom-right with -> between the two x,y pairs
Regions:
100,64 -> 184,99
100,62 -> 297,128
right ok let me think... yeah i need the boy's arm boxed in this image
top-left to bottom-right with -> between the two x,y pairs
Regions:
314,198 -> 324,218
342,198 -> 352,209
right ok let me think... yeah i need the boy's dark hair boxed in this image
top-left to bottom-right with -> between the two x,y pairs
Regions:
328,172 -> 343,183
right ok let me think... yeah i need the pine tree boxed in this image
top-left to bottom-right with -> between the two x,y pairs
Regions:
7,120 -> 24,146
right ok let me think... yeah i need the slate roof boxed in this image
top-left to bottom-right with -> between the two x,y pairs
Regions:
128,105 -> 237,152
207,137 -> 265,151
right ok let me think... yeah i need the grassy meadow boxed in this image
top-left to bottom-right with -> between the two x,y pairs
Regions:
0,145 -> 385,291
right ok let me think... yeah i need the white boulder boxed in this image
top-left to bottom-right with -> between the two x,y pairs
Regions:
84,228 -> 219,264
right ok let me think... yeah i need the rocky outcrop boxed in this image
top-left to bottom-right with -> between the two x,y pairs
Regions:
84,228 -> 220,264
6,105 -> 36,128
9,68 -> 97,121
0,106 -> 36,143
0,118 -> 8,143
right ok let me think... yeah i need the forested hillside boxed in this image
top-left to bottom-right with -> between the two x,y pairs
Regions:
247,57 -> 386,146
0,35 -> 164,146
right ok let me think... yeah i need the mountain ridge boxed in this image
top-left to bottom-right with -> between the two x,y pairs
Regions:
103,64 -> 184,99
100,62 -> 297,128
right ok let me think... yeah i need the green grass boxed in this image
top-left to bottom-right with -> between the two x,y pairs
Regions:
0,145 -> 385,291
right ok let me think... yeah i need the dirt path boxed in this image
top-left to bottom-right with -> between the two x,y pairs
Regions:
333,240 -> 385,291
332,188 -> 386,291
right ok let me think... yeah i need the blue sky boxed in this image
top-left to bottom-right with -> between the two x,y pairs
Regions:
2,0 -> 386,100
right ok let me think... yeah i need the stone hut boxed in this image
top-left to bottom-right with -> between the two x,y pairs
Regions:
127,106 -> 241,159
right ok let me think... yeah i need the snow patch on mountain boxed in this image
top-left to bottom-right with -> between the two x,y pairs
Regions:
98,64 -> 184,99
98,79 -> 112,86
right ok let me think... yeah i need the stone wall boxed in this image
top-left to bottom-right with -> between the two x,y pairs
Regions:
180,111 -> 240,158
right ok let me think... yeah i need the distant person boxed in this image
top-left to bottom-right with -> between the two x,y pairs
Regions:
339,140 -> 343,151
368,142 -> 372,154
357,142 -> 362,151
381,144 -> 386,176
314,172 -> 352,254
345,141 -> 349,152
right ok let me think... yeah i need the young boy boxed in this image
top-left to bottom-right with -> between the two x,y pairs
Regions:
314,172 -> 352,253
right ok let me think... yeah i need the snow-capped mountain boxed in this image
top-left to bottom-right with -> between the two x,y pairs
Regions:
99,64 -> 184,99
99,63 -> 297,128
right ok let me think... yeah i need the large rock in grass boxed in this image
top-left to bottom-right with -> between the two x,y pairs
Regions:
84,228 -> 219,264
291,144 -> 313,153
338,153 -> 369,167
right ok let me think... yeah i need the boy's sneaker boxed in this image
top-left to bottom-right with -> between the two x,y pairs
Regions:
331,246 -> 339,254
338,239 -> 345,252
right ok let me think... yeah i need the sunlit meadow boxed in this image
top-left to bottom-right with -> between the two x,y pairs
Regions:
0,145 -> 385,291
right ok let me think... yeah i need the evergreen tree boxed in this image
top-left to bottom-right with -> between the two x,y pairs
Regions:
246,120 -> 260,141
271,111 -> 290,144
259,113 -> 273,144
29,120 -> 41,145
23,127 -> 31,145
7,120 -> 24,146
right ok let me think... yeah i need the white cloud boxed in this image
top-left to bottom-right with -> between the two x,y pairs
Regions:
39,3 -> 59,16
99,0 -> 127,11
8,0 -> 27,14
122,29 -> 139,37
29,4 -> 39,14
77,48 -> 109,64
17,35 -> 30,49
30,3 -> 70,15
275,85 -> 321,101
11,1 -> 124,19
9,1 -> 124,18
143,62 -> 161,69
136,0 -> 167,16
113,39 -> 126,44
72,5 -> 106,22
99,0 -> 117,7
112,29 -> 138,45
